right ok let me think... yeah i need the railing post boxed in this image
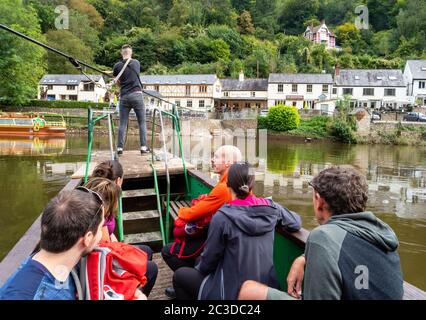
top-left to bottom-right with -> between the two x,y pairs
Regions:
84,107 -> 94,184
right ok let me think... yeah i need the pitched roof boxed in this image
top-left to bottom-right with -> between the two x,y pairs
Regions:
406,60 -> 426,79
268,73 -> 333,84
140,74 -> 217,85
220,79 -> 268,91
40,74 -> 103,85
334,69 -> 405,87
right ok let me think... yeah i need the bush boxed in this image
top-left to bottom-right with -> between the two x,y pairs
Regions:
330,120 -> 357,143
257,116 -> 269,129
25,99 -> 109,109
267,105 -> 300,132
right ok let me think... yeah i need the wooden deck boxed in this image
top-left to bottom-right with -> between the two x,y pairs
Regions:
149,253 -> 174,300
71,149 -> 195,179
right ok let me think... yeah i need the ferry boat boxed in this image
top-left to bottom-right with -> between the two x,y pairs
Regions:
0,112 -> 66,137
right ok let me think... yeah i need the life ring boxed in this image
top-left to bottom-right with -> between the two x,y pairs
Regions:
33,123 -> 40,132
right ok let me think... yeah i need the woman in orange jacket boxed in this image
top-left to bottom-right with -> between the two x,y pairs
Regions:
161,145 -> 242,298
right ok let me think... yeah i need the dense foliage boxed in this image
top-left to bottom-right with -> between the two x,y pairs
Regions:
1,0 -> 426,104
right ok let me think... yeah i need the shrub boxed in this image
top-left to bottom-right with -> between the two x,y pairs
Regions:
330,119 -> 357,143
257,116 -> 269,129
267,105 -> 300,132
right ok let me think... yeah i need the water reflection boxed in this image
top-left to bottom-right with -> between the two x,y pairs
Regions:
0,137 -> 66,156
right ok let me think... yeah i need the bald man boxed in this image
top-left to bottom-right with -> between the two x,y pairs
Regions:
161,145 -> 242,298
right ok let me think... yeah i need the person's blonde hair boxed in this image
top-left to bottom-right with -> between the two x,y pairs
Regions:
84,177 -> 121,219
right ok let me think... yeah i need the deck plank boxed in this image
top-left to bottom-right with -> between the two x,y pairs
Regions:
149,253 -> 174,300
72,150 -> 195,179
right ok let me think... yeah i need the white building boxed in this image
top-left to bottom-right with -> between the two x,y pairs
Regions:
218,72 -> 268,111
38,74 -> 107,102
268,73 -> 336,113
304,20 -> 337,50
140,74 -> 221,111
334,68 -> 409,110
404,60 -> 426,106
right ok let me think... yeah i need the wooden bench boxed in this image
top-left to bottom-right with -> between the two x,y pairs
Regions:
168,200 -> 191,220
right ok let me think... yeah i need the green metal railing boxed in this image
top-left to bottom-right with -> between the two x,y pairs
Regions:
84,107 -> 124,242
150,104 -> 189,245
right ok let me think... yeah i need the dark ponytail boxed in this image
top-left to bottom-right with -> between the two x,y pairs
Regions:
92,160 -> 123,181
227,162 -> 254,199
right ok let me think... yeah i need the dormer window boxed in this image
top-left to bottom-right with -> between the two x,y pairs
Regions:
389,76 -> 397,80
421,67 -> 426,71
376,76 -> 383,80
354,76 -> 360,80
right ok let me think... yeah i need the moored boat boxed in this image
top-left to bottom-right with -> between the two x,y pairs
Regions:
0,112 -> 66,137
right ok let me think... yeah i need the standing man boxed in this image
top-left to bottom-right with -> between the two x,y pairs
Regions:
113,44 -> 149,155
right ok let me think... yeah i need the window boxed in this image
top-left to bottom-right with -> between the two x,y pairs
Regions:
175,100 -> 181,107
69,95 -> 78,101
307,84 -> 313,93
419,81 -> 426,89
332,87 -> 337,95
60,95 -> 66,100
199,100 -> 205,108
14,119 -> 33,126
224,91 -> 229,97
251,92 -> 256,97
322,84 -> 329,93
292,102 -> 297,107
275,100 -> 285,106
343,88 -> 353,95
278,84 -> 284,92
47,85 -> 53,90
245,103 -> 251,108
186,85 -> 191,95
384,88 -> 396,96
154,85 -> 160,92
187,100 -> 192,108
0,119 -> 14,125
199,85 -> 207,93
292,84 -> 298,93
83,83 -> 95,91
363,88 -> 374,96
67,85 -> 76,91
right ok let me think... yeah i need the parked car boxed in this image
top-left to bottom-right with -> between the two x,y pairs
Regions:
372,111 -> 381,120
403,112 -> 426,122
259,109 -> 269,117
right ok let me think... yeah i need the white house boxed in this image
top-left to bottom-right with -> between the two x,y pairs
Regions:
404,60 -> 426,106
334,68 -> 409,110
304,20 -> 337,50
218,72 -> 268,111
38,74 -> 107,103
140,74 -> 221,111
268,73 -> 335,113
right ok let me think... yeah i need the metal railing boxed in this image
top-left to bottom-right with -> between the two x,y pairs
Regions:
150,104 -> 189,245
84,108 -> 124,241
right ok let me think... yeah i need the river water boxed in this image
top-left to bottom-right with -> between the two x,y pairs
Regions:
0,134 -> 425,290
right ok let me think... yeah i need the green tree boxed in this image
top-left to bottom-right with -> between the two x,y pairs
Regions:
46,30 -> 93,74
335,22 -> 366,53
0,0 -> 46,104
237,10 -> 255,34
279,0 -> 319,35
397,0 -> 426,52
366,0 -> 397,31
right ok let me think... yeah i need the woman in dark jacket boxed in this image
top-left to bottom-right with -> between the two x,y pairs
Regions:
172,162 -> 302,300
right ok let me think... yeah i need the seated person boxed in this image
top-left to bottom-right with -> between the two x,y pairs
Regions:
0,189 -> 107,299
161,145 -> 242,298
238,166 -> 404,300
92,160 -> 154,260
172,162 -> 302,300
85,177 -> 157,297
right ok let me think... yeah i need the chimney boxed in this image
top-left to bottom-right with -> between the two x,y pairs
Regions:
321,19 -> 325,26
335,65 -> 340,76
239,70 -> 244,82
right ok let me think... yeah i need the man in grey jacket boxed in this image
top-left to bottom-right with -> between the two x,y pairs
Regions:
239,166 -> 404,300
